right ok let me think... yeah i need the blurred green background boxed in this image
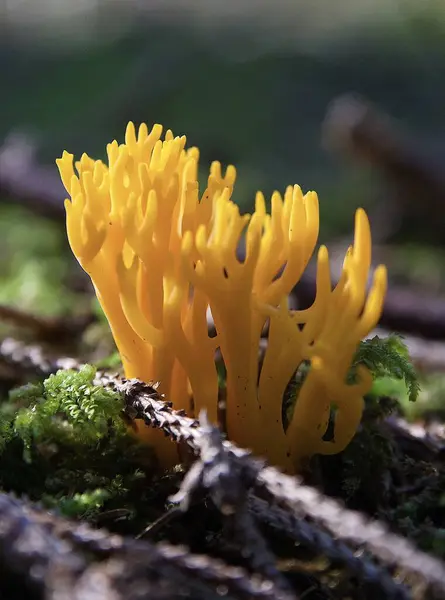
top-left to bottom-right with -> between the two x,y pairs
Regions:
1,0 -> 445,314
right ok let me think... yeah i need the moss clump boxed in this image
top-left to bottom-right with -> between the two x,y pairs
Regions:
10,364 -> 126,459
0,365 -> 158,526
353,334 -> 420,403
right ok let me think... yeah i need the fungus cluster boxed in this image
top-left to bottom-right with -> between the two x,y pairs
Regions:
57,122 -> 387,472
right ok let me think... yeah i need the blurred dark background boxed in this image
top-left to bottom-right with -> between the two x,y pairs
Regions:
1,0 -> 445,378
2,1 -> 445,222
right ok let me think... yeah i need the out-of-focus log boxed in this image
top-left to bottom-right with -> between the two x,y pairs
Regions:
0,132 -> 66,221
323,94 -> 445,244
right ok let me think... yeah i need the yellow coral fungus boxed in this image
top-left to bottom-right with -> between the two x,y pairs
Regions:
56,122 -> 387,473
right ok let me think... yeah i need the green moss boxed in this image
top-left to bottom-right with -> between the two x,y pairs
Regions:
41,471 -> 144,520
10,364 -> 126,461
0,365 -> 157,528
353,334 -> 420,403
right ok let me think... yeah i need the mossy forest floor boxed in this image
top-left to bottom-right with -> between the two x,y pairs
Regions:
1,207 -> 445,599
